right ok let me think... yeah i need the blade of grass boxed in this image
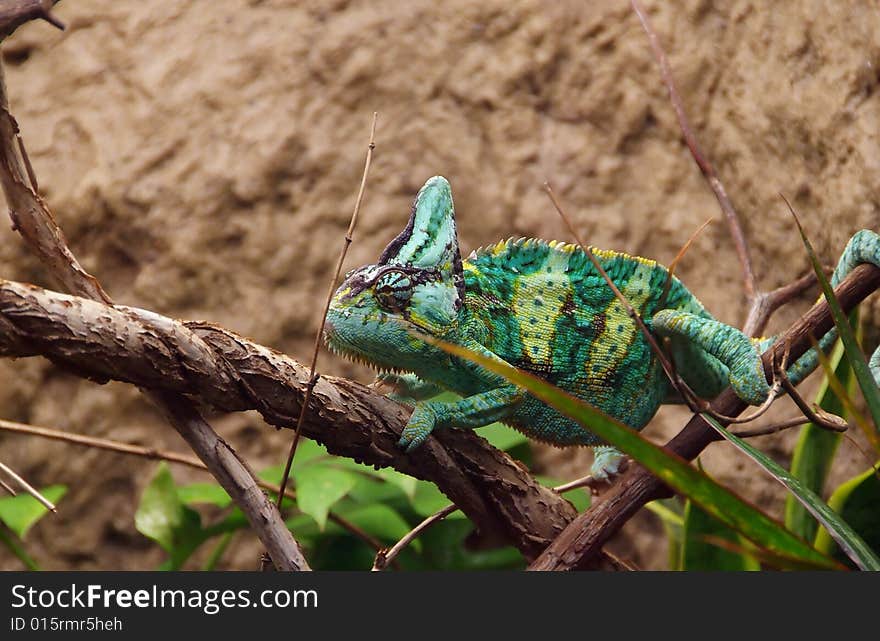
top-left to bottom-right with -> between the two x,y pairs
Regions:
788,203 -> 880,441
423,334 -> 840,569
705,414 -> 880,570
815,464 -> 880,563
786,337 -> 849,540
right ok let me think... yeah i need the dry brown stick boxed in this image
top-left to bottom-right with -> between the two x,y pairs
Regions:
0,418 -> 386,557
276,112 -> 377,509
0,278 -> 580,560
0,59 -> 307,570
731,416 -> 812,439
0,460 -> 55,511
630,0 -> 817,338
0,476 -> 15,496
0,0 -> 64,40
528,262 -> 880,570
631,0 -> 756,301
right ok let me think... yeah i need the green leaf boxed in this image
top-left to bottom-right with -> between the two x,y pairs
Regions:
786,337 -> 849,541
411,481 -> 454,517
425,335 -> 839,568
0,485 -> 66,538
682,497 -> 759,571
177,482 -> 231,508
706,416 -> 880,570
478,422 -> 529,451
135,463 -> 203,567
792,218 -> 880,445
0,526 -> 40,570
293,466 -> 357,530
815,465 -> 880,563
375,468 -> 418,499
337,503 -> 413,544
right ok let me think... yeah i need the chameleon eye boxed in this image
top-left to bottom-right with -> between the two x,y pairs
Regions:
373,269 -> 413,313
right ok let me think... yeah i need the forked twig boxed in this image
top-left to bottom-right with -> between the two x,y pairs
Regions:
0,417 -> 387,557
0,461 -> 55,511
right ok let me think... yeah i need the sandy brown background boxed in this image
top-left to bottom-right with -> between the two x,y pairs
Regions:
1,0 -> 878,570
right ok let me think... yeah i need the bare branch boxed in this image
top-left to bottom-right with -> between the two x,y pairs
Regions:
277,112 -> 377,508
0,277 -> 581,560
0,58 -> 308,571
0,0 -> 64,41
0,460 -> 55,511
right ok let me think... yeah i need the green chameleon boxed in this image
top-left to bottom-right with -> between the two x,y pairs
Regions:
325,176 -> 880,479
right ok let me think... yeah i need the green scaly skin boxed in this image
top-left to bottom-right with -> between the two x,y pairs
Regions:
325,176 -> 880,479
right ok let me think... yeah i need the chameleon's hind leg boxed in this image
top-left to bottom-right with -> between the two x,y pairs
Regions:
651,310 -> 772,405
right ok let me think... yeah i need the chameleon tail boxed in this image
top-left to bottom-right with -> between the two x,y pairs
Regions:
771,229 -> 880,389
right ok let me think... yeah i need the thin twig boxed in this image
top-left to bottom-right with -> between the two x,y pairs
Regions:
0,461 -> 55,511
275,112 -> 378,510
0,417 -> 386,557
631,0 -> 757,302
0,477 -> 16,496
544,182 -> 704,413
528,262 -> 880,570
372,472 -> 606,571
731,416 -> 811,438
372,504 -> 458,571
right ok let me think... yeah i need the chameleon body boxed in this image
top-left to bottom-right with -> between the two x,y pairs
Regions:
325,176 -> 880,478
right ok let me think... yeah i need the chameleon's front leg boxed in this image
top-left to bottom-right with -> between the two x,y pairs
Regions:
397,384 -> 524,452
397,339 -> 525,452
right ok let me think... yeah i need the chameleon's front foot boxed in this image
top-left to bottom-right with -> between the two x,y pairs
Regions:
397,404 -> 439,452
590,446 -> 627,482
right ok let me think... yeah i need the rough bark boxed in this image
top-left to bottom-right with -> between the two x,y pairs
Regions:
0,278 -> 579,560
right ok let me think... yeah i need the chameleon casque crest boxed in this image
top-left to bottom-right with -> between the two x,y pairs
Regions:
325,176 -> 880,478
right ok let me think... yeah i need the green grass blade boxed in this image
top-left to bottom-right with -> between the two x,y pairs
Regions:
682,497 -> 760,571
785,337 -> 849,540
0,526 -> 40,570
425,335 -> 839,569
792,217 -> 880,443
815,464 -> 880,564
705,415 -> 880,570
645,500 -> 683,570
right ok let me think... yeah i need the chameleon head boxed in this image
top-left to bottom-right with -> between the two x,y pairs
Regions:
325,176 -> 465,372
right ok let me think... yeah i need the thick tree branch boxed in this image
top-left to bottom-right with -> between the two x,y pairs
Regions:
529,262 -> 880,570
0,54 -> 308,570
0,0 -> 64,41
0,278 -> 580,560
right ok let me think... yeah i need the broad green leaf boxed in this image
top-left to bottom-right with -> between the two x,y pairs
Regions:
793,218 -> 880,446
786,338 -> 848,541
293,466 -> 357,530
375,468 -> 418,498
682,498 -> 759,571
0,485 -> 67,538
202,531 -> 234,571
706,417 -> 879,570
177,482 -> 232,508
411,481 -> 454,517
478,422 -> 529,451
135,463 -> 203,567
337,503 -> 414,544
815,465 -> 880,563
425,335 -> 838,568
